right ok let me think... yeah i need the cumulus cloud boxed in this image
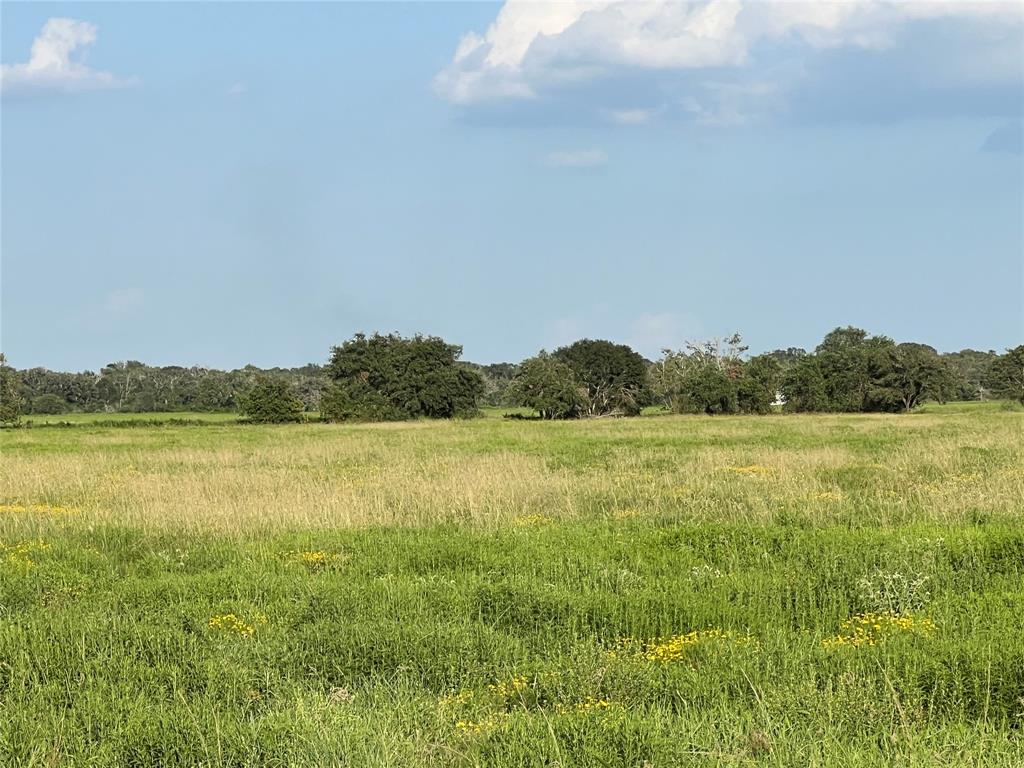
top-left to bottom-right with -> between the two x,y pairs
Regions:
544,148 -> 608,167
435,1 -> 1023,122
1,18 -> 134,95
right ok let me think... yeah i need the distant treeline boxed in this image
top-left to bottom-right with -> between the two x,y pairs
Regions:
0,327 -> 1020,424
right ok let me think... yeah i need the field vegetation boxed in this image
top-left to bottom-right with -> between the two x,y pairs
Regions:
1,402 -> 1022,765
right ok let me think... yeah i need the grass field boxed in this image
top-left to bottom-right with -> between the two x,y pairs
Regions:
1,403 -> 1022,766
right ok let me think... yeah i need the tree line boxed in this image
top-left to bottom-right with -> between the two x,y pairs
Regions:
1,327 -> 1021,425
0,360 -> 326,418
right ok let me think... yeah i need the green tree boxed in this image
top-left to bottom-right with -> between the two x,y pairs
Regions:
986,345 -> 1024,404
238,377 -> 304,423
554,339 -> 648,416
463,362 -> 518,406
322,333 -> 484,422
815,327 -> 881,411
780,356 -> 829,412
507,353 -> 583,419
942,349 -> 997,401
766,347 -> 809,371
0,355 -> 22,425
653,335 -> 749,415
738,354 -> 782,414
881,343 -> 951,411
813,327 -> 898,412
196,373 -> 236,411
321,379 -> 403,422
30,393 -> 68,414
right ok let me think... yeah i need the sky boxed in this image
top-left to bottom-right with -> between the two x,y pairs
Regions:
1,1 -> 1022,371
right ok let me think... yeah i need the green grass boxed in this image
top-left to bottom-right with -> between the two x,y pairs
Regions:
1,403 -> 1022,766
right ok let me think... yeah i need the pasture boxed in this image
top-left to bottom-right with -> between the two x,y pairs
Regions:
1,403 -> 1022,766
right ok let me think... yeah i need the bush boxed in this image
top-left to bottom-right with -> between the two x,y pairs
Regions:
30,394 -> 68,414
237,377 -> 304,423
322,333 -> 484,422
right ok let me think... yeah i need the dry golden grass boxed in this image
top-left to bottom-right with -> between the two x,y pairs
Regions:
1,406 -> 1021,532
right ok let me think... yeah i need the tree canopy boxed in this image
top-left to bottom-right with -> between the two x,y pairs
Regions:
507,353 -> 583,419
3,327 -> 1015,420
553,339 -> 648,416
321,333 -> 484,422
651,335 -> 780,415
986,345 -> 1024,405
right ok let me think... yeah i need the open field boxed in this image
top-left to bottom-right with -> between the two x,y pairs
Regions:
1,403 -> 1022,766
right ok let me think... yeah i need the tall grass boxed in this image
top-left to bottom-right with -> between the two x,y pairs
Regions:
0,404 -> 1021,765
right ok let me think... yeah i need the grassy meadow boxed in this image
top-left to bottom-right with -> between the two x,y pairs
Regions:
1,403 -> 1022,766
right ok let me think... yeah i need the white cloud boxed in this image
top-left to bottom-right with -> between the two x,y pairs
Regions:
435,1 -> 1023,109
1,18 -> 134,95
544,149 -> 608,167
606,107 -> 660,124
227,82 -> 247,97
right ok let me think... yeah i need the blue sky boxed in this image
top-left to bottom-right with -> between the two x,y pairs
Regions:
2,1 -> 1022,371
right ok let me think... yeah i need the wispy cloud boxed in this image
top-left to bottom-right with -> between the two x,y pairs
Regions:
544,149 -> 607,168
227,81 -> 247,97
1,18 -> 135,95
606,107 -> 659,125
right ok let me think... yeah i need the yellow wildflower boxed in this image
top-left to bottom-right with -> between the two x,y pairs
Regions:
208,612 -> 265,637
438,689 -> 475,708
488,675 -> 529,700
455,712 -> 507,736
282,550 -> 347,567
1,539 -> 50,569
822,612 -> 937,649
612,629 -> 757,663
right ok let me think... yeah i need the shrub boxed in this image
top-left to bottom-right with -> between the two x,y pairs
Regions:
237,377 -> 304,423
